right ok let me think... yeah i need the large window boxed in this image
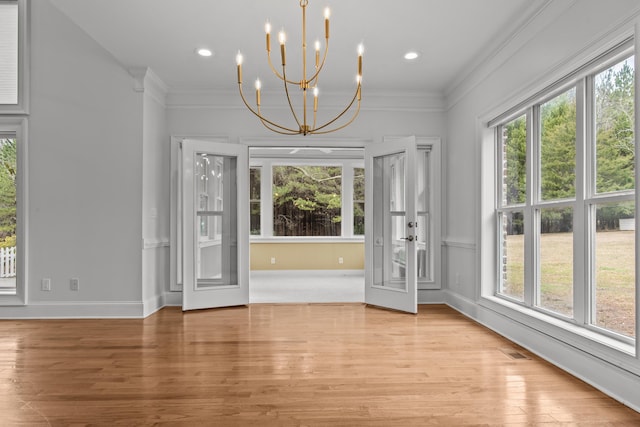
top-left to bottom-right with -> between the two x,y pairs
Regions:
0,136 -> 16,295
0,2 -> 18,104
0,119 -> 24,305
0,0 -> 27,113
495,47 -> 636,343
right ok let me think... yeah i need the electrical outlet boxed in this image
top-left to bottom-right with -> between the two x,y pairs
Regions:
270,257 -> 276,265
70,278 -> 79,291
338,257 -> 344,264
41,278 -> 51,291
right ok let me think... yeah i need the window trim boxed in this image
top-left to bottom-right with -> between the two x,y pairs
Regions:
0,117 -> 27,306
485,39 -> 637,358
0,0 -> 29,114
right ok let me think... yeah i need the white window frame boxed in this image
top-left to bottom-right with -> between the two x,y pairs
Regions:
0,117 -> 27,306
480,37 -> 638,368
0,0 -> 29,114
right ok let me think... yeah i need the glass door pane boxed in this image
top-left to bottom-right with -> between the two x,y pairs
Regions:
373,153 -> 407,290
195,154 -> 238,288
416,148 -> 432,283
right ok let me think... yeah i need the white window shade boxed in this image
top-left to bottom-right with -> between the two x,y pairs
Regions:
0,3 -> 18,105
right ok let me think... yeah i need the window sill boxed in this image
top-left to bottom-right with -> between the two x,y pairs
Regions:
479,295 -> 638,372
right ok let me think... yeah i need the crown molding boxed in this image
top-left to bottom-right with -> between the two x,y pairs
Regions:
445,0 -> 576,111
128,67 -> 169,107
479,9 -> 639,125
166,88 -> 445,113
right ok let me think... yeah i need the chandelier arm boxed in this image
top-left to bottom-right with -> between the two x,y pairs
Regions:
259,118 -> 303,135
309,84 -> 360,133
238,83 -> 299,133
310,99 -> 360,135
310,101 -> 360,135
281,66 -> 303,129
266,51 -> 300,85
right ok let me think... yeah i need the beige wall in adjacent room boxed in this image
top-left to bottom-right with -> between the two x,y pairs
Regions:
251,242 -> 364,270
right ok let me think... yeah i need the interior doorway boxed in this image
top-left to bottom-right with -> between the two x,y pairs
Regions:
248,146 -> 366,303
171,136 -> 441,311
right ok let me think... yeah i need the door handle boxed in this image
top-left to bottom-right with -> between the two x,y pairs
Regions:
401,236 -> 414,242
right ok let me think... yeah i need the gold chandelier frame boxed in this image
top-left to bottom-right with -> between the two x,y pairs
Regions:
236,0 -> 362,136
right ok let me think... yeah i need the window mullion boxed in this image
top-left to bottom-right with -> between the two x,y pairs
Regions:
524,107 -> 537,307
574,78 -> 587,325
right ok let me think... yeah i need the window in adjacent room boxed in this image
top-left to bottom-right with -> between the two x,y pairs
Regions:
353,167 -> 365,235
249,167 -> 261,235
272,165 -> 342,237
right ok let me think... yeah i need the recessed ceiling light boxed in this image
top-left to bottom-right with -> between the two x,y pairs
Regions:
196,48 -> 213,57
404,51 -> 419,60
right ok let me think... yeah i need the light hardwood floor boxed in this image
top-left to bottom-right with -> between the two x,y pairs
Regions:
1,304 -> 639,426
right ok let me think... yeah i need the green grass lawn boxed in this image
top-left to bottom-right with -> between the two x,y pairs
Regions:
502,230 -> 635,338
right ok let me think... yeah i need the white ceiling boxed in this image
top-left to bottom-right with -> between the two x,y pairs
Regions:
49,0 -> 543,95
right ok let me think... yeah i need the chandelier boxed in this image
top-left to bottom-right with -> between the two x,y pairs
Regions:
235,0 -> 363,136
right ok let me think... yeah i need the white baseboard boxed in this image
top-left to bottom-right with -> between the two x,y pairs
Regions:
0,301 -> 145,319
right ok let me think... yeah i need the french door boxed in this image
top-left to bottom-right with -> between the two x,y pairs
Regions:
181,139 -> 249,311
364,136 -> 418,313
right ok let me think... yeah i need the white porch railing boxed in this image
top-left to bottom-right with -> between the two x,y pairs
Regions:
0,246 -> 16,278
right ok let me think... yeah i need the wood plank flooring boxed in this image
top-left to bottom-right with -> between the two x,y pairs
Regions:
1,304 -> 639,426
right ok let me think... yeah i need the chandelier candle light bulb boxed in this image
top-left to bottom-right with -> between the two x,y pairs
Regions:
236,51 -> 243,84
235,0 -> 362,135
255,79 -> 261,106
279,30 -> 286,65
265,21 -> 271,52
324,7 -> 330,38
313,87 -> 319,112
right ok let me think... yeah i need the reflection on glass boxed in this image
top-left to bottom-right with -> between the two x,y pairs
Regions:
499,210 -> 524,301
195,154 -> 237,288
593,201 -> 635,338
537,207 -> 573,317
373,153 -> 407,291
